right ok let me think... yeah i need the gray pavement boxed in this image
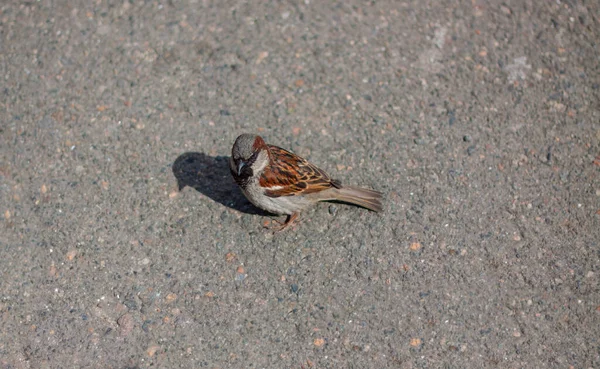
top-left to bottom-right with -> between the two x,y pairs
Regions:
1,0 -> 599,368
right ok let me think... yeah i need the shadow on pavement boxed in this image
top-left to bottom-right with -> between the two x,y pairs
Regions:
172,152 -> 267,215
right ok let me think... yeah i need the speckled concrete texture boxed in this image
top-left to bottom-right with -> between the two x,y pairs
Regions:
1,1 -> 599,368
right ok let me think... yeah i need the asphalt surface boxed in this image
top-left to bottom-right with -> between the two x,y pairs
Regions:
1,1 -> 599,368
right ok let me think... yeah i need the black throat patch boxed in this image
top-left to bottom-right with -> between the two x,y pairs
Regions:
232,164 -> 254,189
231,150 -> 260,189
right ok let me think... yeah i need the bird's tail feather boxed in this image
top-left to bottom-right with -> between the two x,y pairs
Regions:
330,186 -> 383,212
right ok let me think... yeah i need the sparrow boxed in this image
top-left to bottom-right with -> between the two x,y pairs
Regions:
230,133 -> 383,231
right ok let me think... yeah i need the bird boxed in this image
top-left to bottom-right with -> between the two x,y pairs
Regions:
229,133 -> 383,231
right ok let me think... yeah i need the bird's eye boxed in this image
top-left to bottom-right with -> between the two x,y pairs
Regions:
247,150 -> 259,163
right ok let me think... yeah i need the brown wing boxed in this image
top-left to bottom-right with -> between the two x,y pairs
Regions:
259,145 -> 341,198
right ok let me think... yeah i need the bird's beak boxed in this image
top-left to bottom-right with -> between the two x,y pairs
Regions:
237,161 -> 245,176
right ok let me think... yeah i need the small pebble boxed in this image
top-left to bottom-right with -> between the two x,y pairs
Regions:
117,314 -> 134,336
290,284 -> 299,293
256,51 -> 268,64
463,135 -> 472,142
410,338 -> 422,347
48,264 -> 58,276
328,205 -> 338,215
225,252 -> 236,262
66,250 -> 78,261
147,345 -> 160,357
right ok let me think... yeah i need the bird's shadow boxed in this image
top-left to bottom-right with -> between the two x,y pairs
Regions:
172,152 -> 268,215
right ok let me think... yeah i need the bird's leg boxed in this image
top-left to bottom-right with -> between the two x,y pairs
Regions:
278,212 -> 299,232
264,213 -> 299,233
